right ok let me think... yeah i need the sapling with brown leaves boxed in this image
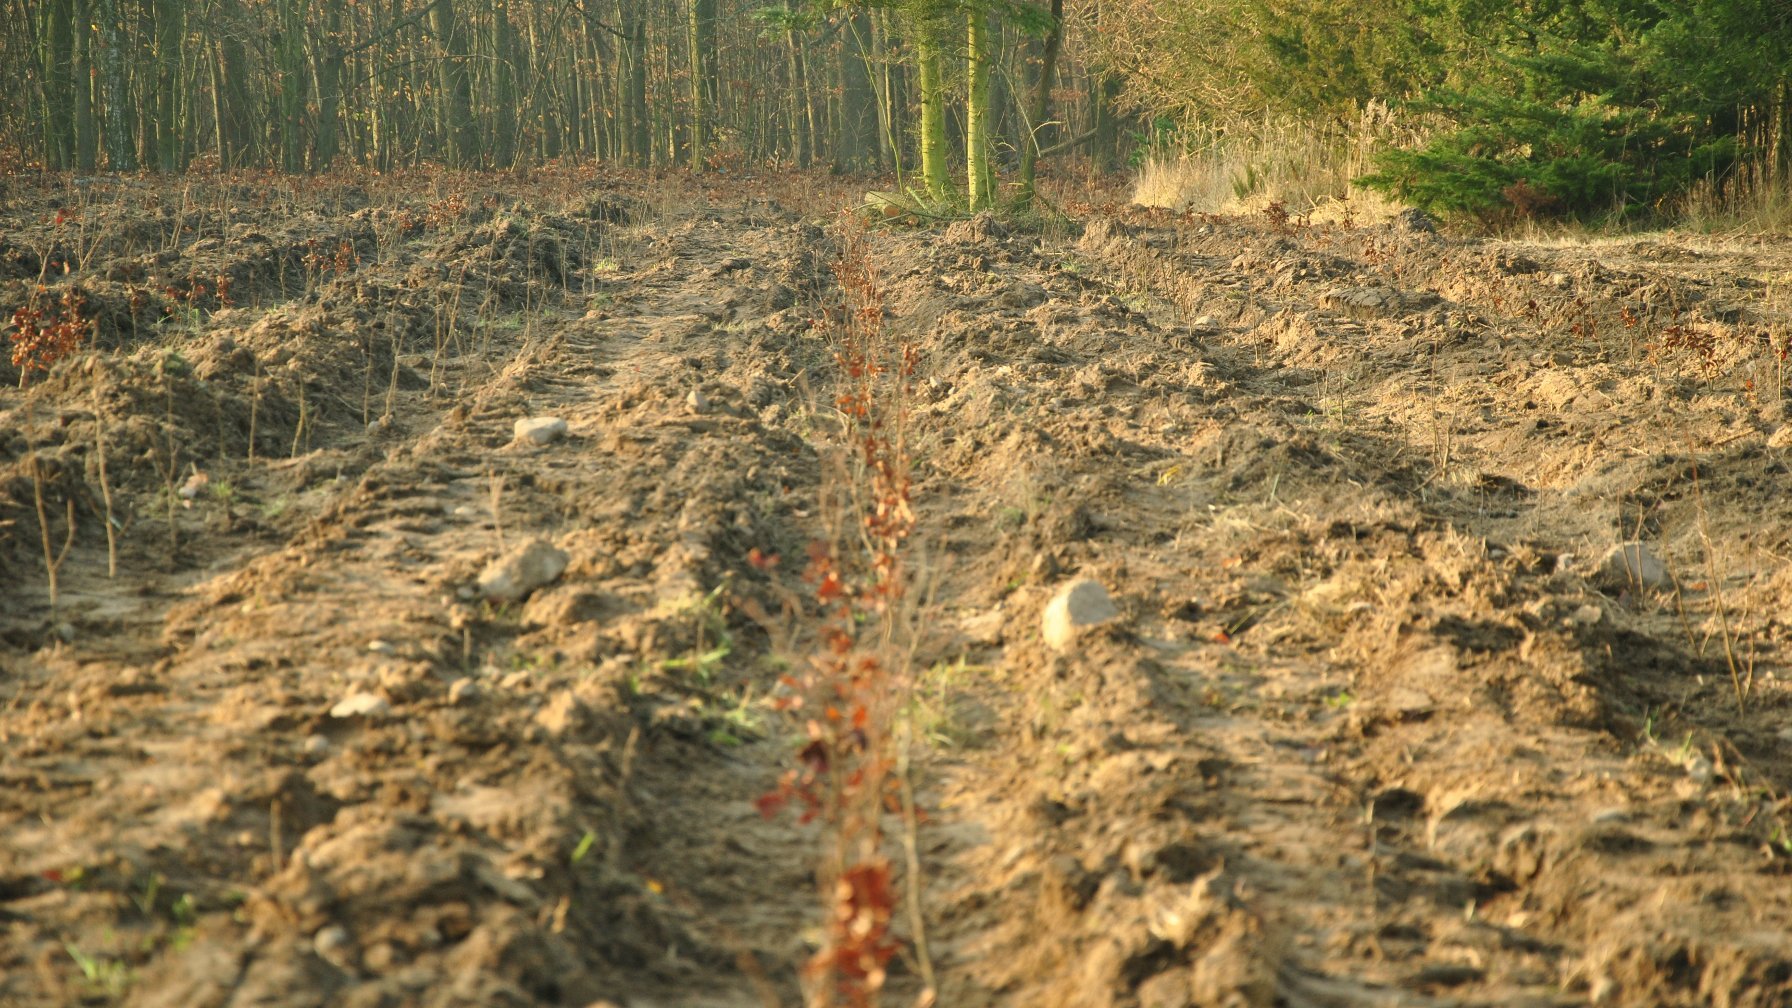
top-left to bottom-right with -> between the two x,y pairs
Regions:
757,215 -> 927,1008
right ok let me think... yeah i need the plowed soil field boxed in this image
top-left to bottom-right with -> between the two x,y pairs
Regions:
3,169 -> 1791,1008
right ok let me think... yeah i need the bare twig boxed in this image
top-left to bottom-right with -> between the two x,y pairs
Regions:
290,380 -> 310,457
1686,448 -> 1749,710
92,386 -> 117,577
486,468 -> 508,551
248,356 -> 261,462
29,454 -> 76,615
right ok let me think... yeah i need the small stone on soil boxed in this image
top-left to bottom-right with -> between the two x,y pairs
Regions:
536,690 -> 589,737
686,388 -> 710,413
312,925 -> 356,970
1394,207 -> 1437,233
476,538 -> 569,602
1595,541 -> 1672,591
330,691 -> 391,718
302,734 -> 330,757
961,608 -> 1005,645
1319,285 -> 1402,319
1685,754 -> 1716,786
447,677 -> 480,706
513,415 -> 568,445
1042,579 -> 1122,651
1385,688 -> 1436,719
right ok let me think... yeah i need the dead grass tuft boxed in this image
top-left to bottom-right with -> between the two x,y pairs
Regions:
1132,105 -> 1413,225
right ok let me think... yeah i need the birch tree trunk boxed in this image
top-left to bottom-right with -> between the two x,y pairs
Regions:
72,0 -> 97,170
95,0 -> 135,170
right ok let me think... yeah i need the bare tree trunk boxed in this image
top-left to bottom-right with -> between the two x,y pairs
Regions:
207,36 -> 227,167
95,0 -> 134,170
965,7 -> 995,209
620,2 -> 649,166
73,0 -> 97,170
47,0 -> 75,168
868,13 -> 893,170
836,11 -> 876,172
785,26 -> 813,167
313,0 -> 343,169
914,24 -> 949,200
1017,0 -> 1064,204
493,2 -> 517,166
686,0 -> 715,169
430,0 -> 477,166
277,0 -> 305,171
154,0 -> 183,171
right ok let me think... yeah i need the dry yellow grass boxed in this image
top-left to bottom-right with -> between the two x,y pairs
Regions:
1132,105 -> 1414,224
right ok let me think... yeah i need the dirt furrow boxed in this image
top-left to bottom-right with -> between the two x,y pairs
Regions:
886,209 -> 1792,1007
0,181 -> 855,1007
6,176 -> 1792,1008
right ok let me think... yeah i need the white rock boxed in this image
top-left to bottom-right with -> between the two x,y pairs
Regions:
1041,579 -> 1122,651
961,609 -> 1005,645
513,416 -> 568,445
686,388 -> 711,413
536,690 -> 589,737
1319,285 -> 1401,319
366,639 -> 395,655
313,925 -> 356,970
330,692 -> 390,718
477,538 -> 569,602
1385,687 -> 1436,718
447,677 -> 480,706
1571,603 -> 1604,625
1685,754 -> 1715,787
1596,542 -> 1672,592
1531,370 -> 1581,410
302,734 -> 330,757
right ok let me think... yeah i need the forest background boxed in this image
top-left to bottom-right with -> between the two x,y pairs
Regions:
6,0 -> 1792,226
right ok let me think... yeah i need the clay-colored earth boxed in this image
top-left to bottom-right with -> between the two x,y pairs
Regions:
2,168 -> 1790,1007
